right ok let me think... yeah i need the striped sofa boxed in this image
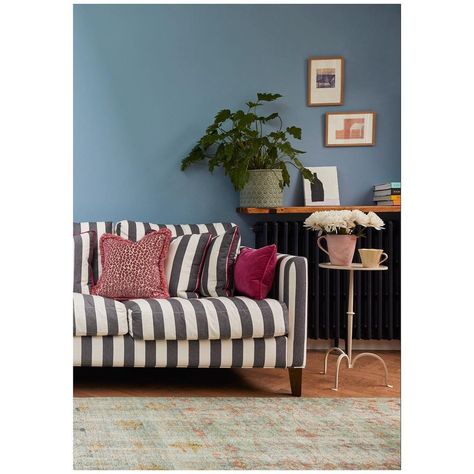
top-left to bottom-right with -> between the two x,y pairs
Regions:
73,221 -> 307,396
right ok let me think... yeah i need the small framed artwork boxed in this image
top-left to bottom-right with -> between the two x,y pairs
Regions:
303,166 -> 340,206
307,56 -> 344,106
325,111 -> 376,147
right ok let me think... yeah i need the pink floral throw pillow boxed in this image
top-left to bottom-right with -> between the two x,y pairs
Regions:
91,229 -> 172,300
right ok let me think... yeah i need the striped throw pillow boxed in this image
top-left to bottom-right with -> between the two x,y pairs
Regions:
73,231 -> 96,294
200,227 -> 241,297
166,233 -> 213,298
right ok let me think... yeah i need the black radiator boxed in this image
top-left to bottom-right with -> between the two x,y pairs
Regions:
253,216 -> 400,340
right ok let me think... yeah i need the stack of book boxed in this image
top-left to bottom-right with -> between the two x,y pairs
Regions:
373,182 -> 401,206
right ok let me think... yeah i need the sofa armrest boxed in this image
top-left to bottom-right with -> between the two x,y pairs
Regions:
274,253 -> 308,367
238,246 -> 308,367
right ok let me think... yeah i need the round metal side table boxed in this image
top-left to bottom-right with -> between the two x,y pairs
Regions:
319,262 -> 393,391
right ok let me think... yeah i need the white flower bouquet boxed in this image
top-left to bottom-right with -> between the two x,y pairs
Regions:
303,209 -> 384,236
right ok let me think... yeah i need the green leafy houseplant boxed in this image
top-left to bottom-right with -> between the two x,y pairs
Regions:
181,93 -> 315,192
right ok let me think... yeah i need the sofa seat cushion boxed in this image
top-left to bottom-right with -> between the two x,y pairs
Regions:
124,297 -> 288,341
73,293 -> 128,336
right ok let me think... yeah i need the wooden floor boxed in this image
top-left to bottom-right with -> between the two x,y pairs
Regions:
74,350 -> 400,398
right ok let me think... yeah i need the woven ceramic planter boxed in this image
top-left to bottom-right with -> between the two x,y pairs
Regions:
240,169 -> 284,208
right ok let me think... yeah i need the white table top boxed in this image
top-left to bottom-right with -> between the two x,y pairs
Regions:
319,262 -> 388,271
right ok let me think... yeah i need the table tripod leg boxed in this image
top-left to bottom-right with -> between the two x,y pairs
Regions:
320,347 -> 345,374
352,352 -> 393,388
332,353 -> 349,391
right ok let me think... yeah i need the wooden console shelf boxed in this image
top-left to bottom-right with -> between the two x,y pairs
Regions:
237,205 -> 401,215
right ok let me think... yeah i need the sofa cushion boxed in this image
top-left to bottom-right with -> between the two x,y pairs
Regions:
115,220 -> 236,240
124,296 -> 288,341
73,231 -> 95,294
92,230 -> 172,300
199,227 -> 241,297
73,222 -> 113,282
73,293 -> 128,336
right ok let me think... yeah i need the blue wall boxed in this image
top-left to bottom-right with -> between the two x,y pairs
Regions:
74,4 -> 400,245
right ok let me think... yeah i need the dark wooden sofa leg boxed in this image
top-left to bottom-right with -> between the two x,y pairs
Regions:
288,368 -> 303,397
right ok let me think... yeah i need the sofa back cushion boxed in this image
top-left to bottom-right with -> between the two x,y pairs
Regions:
73,222 -> 113,282
73,231 -> 95,294
115,220 -> 237,240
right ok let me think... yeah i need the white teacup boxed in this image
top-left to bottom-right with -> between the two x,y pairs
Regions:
358,248 -> 388,268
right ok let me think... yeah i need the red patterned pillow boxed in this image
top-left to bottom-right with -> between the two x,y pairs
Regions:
91,229 -> 172,300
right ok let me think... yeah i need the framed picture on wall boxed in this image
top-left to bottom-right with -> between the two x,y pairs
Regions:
307,56 -> 344,106
303,166 -> 340,206
325,111 -> 376,147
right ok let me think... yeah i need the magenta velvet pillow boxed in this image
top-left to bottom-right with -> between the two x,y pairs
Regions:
234,244 -> 277,300
91,229 -> 172,300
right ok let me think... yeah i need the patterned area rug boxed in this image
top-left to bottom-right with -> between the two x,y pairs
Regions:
74,397 -> 400,470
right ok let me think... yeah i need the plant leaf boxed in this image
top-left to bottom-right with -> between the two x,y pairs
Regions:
277,142 -> 295,157
257,92 -> 282,102
301,167 -> 315,182
246,101 -> 260,108
238,112 -> 257,127
181,145 -> 205,170
279,162 -> 291,189
286,126 -> 302,140
232,110 -> 245,122
199,130 -> 219,149
214,109 -> 231,124
269,131 -> 286,140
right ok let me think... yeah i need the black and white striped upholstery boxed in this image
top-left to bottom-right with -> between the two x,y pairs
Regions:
73,222 -> 113,283
199,227 -> 241,297
115,220 -> 236,240
73,231 -> 95,294
273,253 -> 308,368
73,335 -> 288,368
165,233 -> 212,298
124,296 -> 288,341
73,293 -> 128,337
72,239 -> 308,369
